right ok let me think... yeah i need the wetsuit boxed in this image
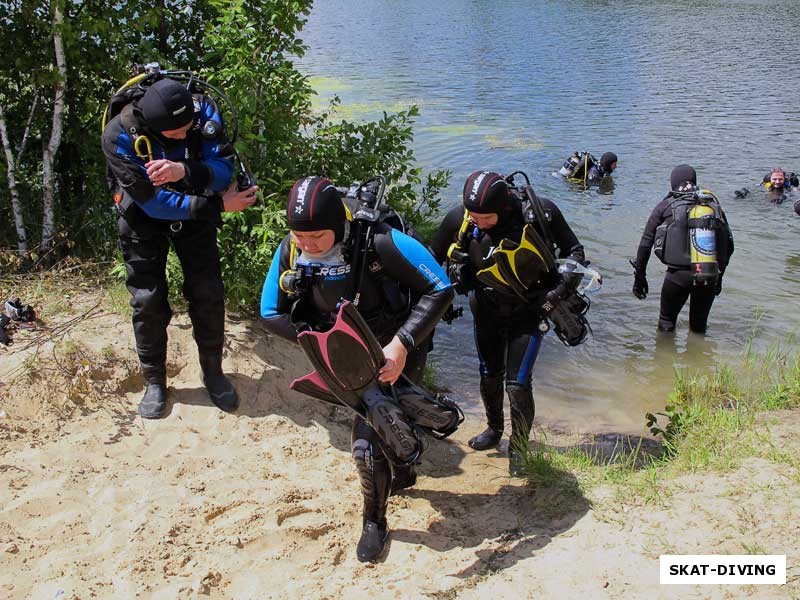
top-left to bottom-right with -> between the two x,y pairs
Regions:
101,95 -> 235,384
634,196 -> 734,333
260,224 -> 453,531
429,198 -> 584,447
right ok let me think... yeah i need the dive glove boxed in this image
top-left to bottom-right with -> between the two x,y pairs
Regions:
630,259 -> 648,300
715,274 -> 723,296
447,262 -> 473,295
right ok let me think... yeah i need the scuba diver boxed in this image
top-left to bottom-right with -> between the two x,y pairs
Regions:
429,171 -> 594,476
260,176 -> 461,563
557,151 -> 618,185
734,167 -> 798,204
631,164 -> 734,334
101,63 -> 258,419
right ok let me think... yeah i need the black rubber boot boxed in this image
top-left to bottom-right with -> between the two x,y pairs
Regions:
352,422 -> 392,562
390,464 -> 417,494
199,354 -> 239,413
468,374 -> 505,450
139,381 -> 168,419
508,384 -> 535,476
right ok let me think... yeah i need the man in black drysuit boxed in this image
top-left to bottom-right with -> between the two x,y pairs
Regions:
429,171 -> 585,474
102,78 -> 257,418
260,177 -> 454,562
631,164 -> 734,333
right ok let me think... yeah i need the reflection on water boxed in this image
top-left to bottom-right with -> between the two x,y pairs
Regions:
300,0 -> 800,433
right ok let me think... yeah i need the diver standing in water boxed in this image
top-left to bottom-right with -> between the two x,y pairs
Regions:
261,177 -> 460,562
630,164 -> 734,333
430,171 -> 592,475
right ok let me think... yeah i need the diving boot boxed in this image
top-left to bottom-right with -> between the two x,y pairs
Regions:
139,381 -> 168,419
357,518 -> 389,563
508,384 -> 534,477
200,353 -> 240,413
352,425 -> 392,562
468,426 -> 504,450
390,464 -> 417,494
468,374 -> 504,451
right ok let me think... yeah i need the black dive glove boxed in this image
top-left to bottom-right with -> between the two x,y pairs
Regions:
447,262 -> 473,295
630,259 -> 648,300
715,274 -> 723,296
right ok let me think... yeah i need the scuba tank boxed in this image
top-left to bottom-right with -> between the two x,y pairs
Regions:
688,194 -> 719,286
558,152 -> 582,178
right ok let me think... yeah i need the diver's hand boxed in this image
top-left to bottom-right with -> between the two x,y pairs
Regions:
379,336 -> 408,384
222,181 -> 258,212
630,259 -> 648,300
632,276 -> 648,300
146,159 -> 185,186
447,263 -> 472,295
715,274 -> 723,296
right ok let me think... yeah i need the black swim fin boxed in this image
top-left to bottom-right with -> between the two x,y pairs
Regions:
392,375 -> 463,439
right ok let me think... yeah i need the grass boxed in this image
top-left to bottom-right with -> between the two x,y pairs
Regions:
513,335 -> 800,506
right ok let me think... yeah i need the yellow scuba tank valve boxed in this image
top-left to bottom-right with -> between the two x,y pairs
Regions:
446,210 -> 471,263
688,192 -> 719,285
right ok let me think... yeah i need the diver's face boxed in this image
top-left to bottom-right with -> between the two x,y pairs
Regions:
609,161 -> 618,172
468,211 -> 499,230
291,229 -> 335,256
160,121 -> 194,140
770,173 -> 785,189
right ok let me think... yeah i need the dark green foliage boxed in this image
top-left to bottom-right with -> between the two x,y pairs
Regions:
0,0 -> 449,312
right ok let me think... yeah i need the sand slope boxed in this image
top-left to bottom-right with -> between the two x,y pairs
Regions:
1,299 -> 798,599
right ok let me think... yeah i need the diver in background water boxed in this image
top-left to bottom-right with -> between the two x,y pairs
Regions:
734,167 -> 798,203
631,164 -> 734,334
557,151 -> 617,185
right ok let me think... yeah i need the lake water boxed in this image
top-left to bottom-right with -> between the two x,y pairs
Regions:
299,0 -> 800,433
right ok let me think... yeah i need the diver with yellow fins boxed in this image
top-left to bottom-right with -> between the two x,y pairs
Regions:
631,164 -> 734,334
430,171 -> 598,475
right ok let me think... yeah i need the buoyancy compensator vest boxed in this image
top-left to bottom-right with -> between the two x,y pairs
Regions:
653,189 -> 728,284
279,176 -> 417,327
102,62 -> 254,203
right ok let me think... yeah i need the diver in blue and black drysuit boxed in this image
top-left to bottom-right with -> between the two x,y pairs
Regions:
260,177 -> 453,563
429,171 -> 586,475
102,78 -> 258,419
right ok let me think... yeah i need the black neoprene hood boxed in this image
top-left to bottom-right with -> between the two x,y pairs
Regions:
286,176 -> 346,241
139,79 -> 195,132
462,171 -> 509,215
670,164 -> 697,191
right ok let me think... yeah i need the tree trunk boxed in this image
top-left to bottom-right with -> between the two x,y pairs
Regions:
0,103 -> 27,254
41,2 -> 67,252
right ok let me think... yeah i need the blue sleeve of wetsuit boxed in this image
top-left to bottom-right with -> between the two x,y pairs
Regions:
197,98 -> 234,192
374,228 -> 454,350
260,238 -> 299,342
111,130 -> 222,221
